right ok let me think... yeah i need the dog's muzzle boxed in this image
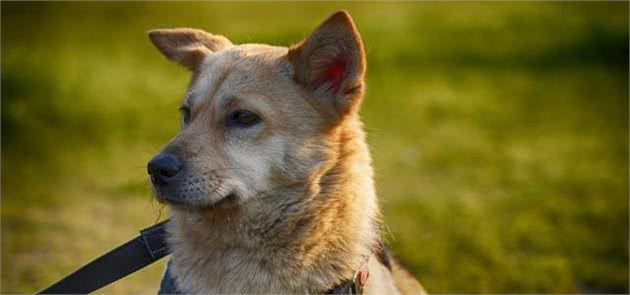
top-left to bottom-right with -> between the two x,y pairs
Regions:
147,153 -> 238,208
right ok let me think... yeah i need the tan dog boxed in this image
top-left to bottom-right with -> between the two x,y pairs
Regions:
147,10 -> 426,295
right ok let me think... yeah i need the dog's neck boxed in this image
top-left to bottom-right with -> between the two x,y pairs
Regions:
167,115 -> 380,294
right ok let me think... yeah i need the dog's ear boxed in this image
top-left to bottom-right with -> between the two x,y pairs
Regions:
148,28 -> 233,71
288,11 -> 366,119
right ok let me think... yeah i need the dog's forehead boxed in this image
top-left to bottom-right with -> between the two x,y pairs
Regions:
185,44 -> 290,106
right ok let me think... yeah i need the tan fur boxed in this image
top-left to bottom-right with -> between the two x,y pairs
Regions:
148,10 -> 426,294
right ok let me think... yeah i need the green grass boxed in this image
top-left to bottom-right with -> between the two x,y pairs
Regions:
2,2 -> 628,293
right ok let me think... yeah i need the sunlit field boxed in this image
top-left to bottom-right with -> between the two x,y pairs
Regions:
2,2 -> 628,293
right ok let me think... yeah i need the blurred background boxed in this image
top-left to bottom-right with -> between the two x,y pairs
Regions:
2,2 -> 628,293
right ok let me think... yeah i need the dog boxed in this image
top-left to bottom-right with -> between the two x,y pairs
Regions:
147,10 -> 427,295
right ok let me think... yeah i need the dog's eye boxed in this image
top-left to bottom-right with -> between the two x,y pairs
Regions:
180,106 -> 191,127
226,110 -> 261,128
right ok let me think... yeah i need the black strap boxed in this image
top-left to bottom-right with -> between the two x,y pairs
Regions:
326,279 -> 363,294
326,267 -> 369,294
38,220 -> 171,294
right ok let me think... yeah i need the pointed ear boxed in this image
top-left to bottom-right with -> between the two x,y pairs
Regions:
288,11 -> 366,119
148,28 -> 233,71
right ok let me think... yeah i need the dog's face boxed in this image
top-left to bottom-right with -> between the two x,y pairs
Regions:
147,11 -> 365,210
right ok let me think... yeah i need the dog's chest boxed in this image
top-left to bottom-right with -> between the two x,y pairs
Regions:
161,253 -> 401,295
167,248 -> 302,294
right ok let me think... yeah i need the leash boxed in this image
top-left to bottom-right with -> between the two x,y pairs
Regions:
38,218 -> 370,294
38,220 -> 170,294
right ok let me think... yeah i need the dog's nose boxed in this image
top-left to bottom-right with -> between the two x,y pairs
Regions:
148,153 -> 183,184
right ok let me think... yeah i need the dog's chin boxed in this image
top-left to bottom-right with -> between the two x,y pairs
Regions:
155,191 -> 240,211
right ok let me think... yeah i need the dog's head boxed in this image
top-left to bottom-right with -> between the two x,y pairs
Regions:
147,11 -> 366,210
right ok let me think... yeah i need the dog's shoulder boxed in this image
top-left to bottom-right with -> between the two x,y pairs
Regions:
376,244 -> 427,295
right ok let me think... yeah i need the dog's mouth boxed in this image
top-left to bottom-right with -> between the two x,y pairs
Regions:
150,175 -> 241,210
158,191 -> 239,210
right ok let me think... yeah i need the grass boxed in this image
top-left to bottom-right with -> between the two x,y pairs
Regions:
2,2 -> 628,293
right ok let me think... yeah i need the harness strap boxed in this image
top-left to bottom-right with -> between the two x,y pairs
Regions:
38,220 -> 170,294
326,271 -> 368,294
326,259 -> 370,294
